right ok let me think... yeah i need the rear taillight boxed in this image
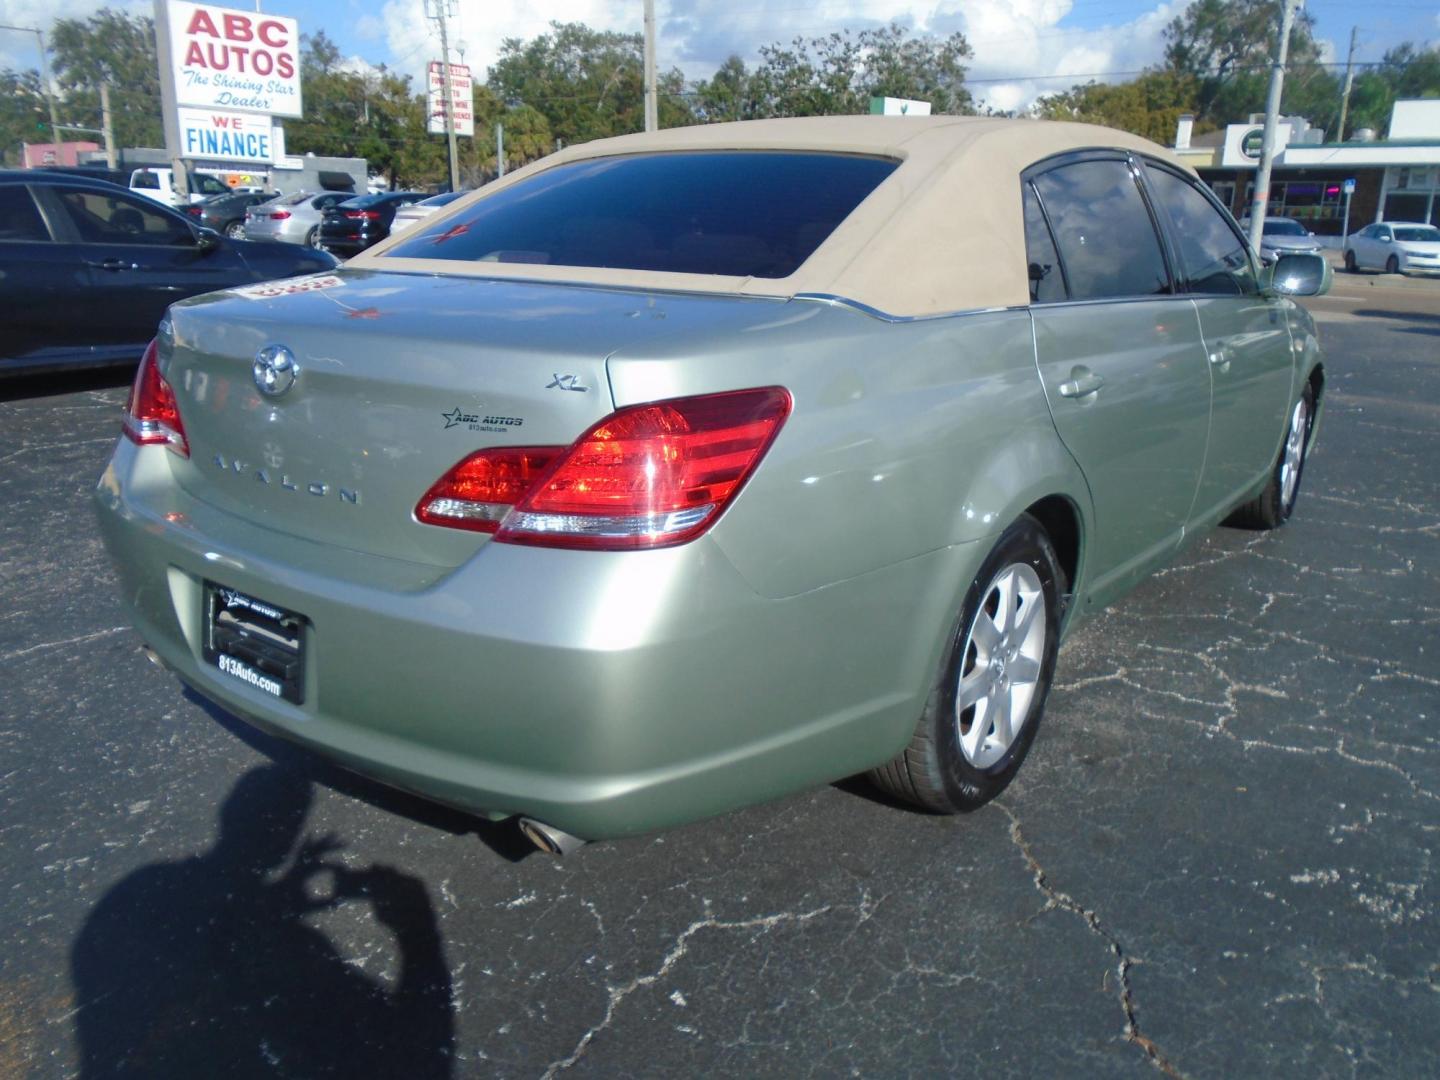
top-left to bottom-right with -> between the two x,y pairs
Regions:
185,205 -> 203,217
421,386 -> 795,550
269,210 -> 292,220
414,447 -> 562,533
344,210 -> 380,221
122,339 -> 188,457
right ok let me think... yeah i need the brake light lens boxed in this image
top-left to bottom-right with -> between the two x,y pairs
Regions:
414,447 -> 562,533
268,210 -> 292,220
344,210 -> 380,221
185,206 -> 203,217
122,339 -> 188,457
502,386 -> 790,549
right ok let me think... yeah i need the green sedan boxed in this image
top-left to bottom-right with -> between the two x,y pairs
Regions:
95,117 -> 1329,853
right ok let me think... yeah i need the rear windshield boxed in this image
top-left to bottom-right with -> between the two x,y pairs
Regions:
1262,219 -> 1306,236
383,152 -> 899,278
340,193 -> 399,209
277,191 -> 314,206
1395,226 -> 1440,242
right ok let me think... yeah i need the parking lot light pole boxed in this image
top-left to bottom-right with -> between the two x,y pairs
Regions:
1247,0 -> 1304,256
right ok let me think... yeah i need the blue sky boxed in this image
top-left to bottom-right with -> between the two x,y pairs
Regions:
3,0 -> 1437,112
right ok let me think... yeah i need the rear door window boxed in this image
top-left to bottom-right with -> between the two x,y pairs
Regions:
1030,158 -> 1171,300
383,151 -> 899,278
1143,164 -> 1257,296
1022,183 -> 1066,303
53,189 -> 194,246
0,186 -> 50,242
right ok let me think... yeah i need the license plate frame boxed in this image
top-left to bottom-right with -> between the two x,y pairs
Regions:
202,582 -> 306,705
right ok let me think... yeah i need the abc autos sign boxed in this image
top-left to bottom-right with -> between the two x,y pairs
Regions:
167,1 -> 302,118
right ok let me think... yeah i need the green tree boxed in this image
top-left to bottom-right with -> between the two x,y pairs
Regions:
1345,44 -> 1440,137
487,22 -> 692,146
0,68 -> 48,166
1034,70 -> 1199,143
726,23 -> 972,120
48,9 -> 163,151
1162,0 -> 1326,126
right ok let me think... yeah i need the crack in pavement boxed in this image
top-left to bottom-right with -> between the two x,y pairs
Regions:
996,803 -> 1187,1080
540,901 -> 842,1077
0,627 -> 130,664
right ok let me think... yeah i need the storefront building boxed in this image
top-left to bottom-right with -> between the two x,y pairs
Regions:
1173,100 -> 1440,237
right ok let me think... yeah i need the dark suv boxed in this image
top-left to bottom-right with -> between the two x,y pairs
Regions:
0,170 -> 337,376
317,191 -> 426,257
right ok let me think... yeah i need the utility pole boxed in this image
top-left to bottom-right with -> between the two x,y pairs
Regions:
100,82 -> 117,168
643,0 -> 657,132
1,24 -> 62,149
426,0 -> 460,192
153,0 -> 189,199
1336,26 -> 1359,142
496,121 -> 505,178
1247,0 -> 1302,256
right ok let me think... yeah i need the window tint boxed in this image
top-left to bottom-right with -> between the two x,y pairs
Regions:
131,171 -> 161,191
0,186 -> 50,242
1263,219 -> 1306,236
1030,159 -> 1170,300
385,152 -> 899,278
1022,183 -> 1066,303
1395,226 -> 1440,242
55,190 -> 193,246
1144,165 -> 1257,296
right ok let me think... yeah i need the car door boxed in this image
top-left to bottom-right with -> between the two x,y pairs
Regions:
0,182 -> 111,370
1364,225 -> 1392,268
1025,153 -> 1213,609
1141,162 -> 1295,523
37,185 -> 243,350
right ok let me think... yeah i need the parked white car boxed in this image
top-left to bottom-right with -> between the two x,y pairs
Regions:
1344,221 -> 1440,275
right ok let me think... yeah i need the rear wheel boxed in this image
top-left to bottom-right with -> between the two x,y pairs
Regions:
1225,383 -> 1315,530
304,227 -> 319,247
868,515 -> 1063,813
1386,254 -> 1400,274
1344,249 -> 1357,273
225,221 -> 245,240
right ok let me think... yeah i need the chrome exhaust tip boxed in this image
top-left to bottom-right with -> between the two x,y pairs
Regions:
517,818 -> 587,856
141,644 -> 166,669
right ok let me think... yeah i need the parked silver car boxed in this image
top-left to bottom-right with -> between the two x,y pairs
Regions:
96,117 -> 1330,852
390,190 -> 469,236
1245,216 -> 1323,262
243,190 -> 353,247
1344,221 -> 1440,275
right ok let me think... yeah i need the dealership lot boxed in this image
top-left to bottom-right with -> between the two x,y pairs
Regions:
2,286 -> 1437,1076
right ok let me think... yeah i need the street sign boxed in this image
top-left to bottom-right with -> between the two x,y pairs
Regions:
1343,178 -> 1356,195
869,96 -> 931,116
427,61 -> 473,137
166,1 -> 302,118
177,107 -> 275,163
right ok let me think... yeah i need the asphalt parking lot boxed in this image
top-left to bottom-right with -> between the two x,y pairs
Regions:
2,274 -> 1437,1078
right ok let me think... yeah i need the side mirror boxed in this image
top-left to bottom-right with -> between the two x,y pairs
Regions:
1266,252 -> 1331,297
194,226 -> 222,251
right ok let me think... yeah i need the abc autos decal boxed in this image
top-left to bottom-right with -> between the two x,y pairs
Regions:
167,1 -> 302,118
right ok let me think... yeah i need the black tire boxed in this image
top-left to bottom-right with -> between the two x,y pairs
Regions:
304,227 -> 319,247
1224,382 -> 1316,530
1344,249 -> 1357,273
224,221 -> 245,240
1386,254 -> 1400,275
868,514 -> 1064,813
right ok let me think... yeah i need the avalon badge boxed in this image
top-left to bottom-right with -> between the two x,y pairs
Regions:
253,344 -> 299,398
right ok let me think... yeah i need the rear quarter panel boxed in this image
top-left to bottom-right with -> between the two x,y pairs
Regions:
607,303 -> 1092,601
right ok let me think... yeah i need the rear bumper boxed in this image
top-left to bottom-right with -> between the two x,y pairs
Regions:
94,440 -> 976,839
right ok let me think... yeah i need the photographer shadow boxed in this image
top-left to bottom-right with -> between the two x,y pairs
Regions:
71,765 -> 455,1078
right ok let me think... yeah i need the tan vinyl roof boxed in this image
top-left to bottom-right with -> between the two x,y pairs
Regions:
353,116 -> 1194,317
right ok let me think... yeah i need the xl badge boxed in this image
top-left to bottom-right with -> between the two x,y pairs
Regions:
253,344 -> 299,398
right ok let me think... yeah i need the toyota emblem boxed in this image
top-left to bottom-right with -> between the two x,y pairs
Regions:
253,344 -> 299,398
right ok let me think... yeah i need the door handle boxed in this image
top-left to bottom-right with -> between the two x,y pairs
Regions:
1058,368 -> 1105,400
86,258 -> 140,272
1209,346 -> 1231,371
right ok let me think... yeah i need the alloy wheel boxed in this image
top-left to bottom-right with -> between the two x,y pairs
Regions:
1280,396 -> 1309,511
955,562 -> 1047,770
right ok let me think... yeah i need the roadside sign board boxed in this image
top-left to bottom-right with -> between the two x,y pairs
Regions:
1343,178 -> 1356,195
427,62 -> 474,137
167,1 -> 302,118
869,96 -> 931,116
178,107 -> 276,163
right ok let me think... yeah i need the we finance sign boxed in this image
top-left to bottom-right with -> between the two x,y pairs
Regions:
178,108 -> 274,163
168,1 -> 302,118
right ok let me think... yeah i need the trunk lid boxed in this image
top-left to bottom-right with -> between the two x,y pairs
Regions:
162,269 -> 784,566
